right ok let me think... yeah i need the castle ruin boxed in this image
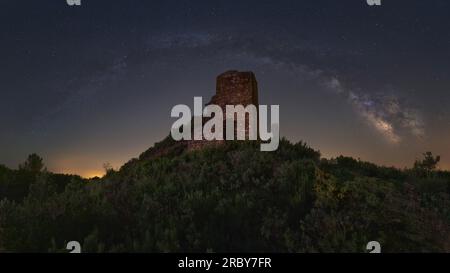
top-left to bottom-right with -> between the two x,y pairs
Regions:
187,70 -> 259,150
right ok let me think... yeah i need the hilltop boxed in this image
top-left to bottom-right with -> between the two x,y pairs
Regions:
0,139 -> 449,252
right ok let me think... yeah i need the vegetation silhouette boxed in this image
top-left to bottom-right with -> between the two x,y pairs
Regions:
0,139 -> 449,252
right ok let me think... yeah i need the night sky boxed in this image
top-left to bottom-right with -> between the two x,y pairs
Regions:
1,0 -> 449,177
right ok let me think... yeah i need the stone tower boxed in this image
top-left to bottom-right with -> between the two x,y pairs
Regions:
209,70 -> 259,108
187,70 -> 259,150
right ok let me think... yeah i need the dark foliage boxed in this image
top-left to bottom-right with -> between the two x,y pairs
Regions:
0,141 -> 449,252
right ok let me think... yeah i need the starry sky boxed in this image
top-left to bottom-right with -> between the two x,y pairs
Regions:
0,0 -> 449,177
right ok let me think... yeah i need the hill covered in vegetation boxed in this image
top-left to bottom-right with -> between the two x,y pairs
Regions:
0,139 -> 449,252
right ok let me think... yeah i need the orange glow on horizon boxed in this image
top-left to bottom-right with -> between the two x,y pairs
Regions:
55,169 -> 105,179
83,171 -> 105,179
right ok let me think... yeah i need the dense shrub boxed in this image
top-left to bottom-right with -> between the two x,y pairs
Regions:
0,140 -> 449,252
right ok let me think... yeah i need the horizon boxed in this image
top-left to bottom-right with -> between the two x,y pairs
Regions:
3,134 -> 449,179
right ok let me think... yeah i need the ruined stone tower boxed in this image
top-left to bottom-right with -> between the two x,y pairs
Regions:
209,70 -> 259,109
139,71 -> 261,159
187,70 -> 259,150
